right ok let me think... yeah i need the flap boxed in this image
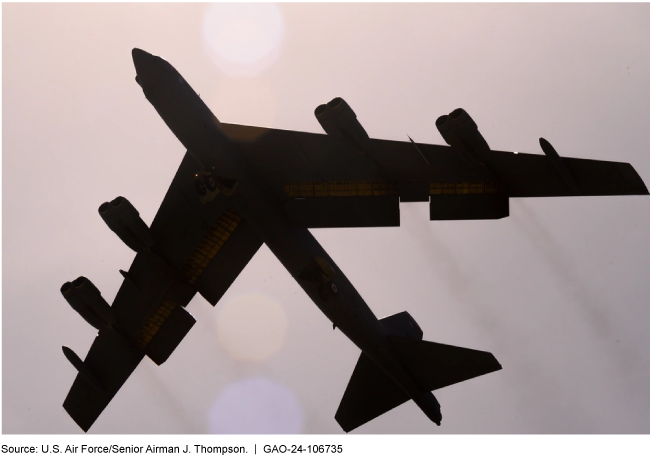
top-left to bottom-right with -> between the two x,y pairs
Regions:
283,196 -> 400,228
145,304 -> 196,365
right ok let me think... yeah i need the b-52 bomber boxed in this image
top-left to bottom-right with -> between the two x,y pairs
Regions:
60,48 -> 648,433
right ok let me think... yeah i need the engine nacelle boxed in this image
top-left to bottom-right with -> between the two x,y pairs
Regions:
61,276 -> 116,330
99,196 -> 154,252
315,97 -> 371,154
436,108 -> 491,166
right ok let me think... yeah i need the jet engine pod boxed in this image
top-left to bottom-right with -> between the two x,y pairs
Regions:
61,276 -> 116,330
436,108 -> 491,166
99,196 -> 154,252
315,97 -> 371,154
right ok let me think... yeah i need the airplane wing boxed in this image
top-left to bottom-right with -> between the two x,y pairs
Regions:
220,123 -> 648,226
63,151 -> 263,431
63,329 -> 145,432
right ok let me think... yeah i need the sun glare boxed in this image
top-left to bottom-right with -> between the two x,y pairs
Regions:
208,377 -> 304,433
216,292 -> 288,362
202,3 -> 286,77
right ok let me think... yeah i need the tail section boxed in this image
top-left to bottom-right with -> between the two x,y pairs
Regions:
334,352 -> 410,432
388,334 -> 501,392
334,312 -> 502,432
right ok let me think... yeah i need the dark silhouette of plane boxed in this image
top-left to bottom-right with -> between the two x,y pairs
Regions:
60,48 -> 649,433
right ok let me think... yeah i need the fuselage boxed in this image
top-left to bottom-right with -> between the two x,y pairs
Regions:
132,49 -> 244,179
131,48 -> 442,426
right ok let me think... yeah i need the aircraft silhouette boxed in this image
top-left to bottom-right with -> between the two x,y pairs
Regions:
60,48 -> 648,432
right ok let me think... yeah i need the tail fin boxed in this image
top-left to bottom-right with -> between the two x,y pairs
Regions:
335,352 -> 410,432
334,312 -> 501,432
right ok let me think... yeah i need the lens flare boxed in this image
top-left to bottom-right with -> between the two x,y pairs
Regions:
208,377 -> 304,434
202,3 -> 285,76
216,292 -> 288,362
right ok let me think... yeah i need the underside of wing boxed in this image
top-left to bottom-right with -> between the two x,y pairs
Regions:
109,152 -> 264,316
220,123 -> 647,227
63,151 -> 264,431
63,329 -> 145,432
488,150 -> 649,197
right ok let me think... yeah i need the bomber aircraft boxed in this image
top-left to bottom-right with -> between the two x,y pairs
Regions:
60,48 -> 649,433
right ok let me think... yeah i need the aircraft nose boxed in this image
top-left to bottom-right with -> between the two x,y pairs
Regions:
132,48 -> 152,67
132,48 -> 157,89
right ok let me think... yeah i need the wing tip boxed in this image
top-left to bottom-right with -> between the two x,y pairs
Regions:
62,400 -> 93,433
334,413 -> 356,433
618,163 -> 649,195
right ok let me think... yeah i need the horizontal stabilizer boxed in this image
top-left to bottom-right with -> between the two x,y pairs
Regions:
389,335 -> 502,391
335,329 -> 502,432
335,353 -> 409,432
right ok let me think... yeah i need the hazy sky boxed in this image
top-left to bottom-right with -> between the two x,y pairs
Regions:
3,3 -> 650,434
